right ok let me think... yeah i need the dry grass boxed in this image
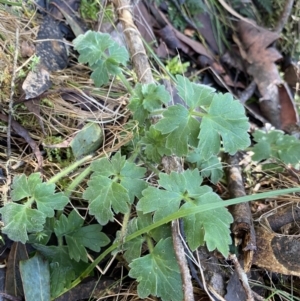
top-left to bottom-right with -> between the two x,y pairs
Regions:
0,6 -> 132,180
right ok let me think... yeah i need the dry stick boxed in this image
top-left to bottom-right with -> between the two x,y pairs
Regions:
225,154 -> 256,254
7,27 -> 19,158
113,0 -> 153,84
228,254 -> 254,301
274,0 -> 295,34
113,1 -> 194,300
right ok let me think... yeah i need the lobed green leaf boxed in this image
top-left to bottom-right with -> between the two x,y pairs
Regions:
198,93 -> 250,160
154,105 -> 200,156
84,152 -> 147,224
252,129 -> 300,165
0,173 -> 68,243
181,194 -> 233,256
54,210 -> 110,262
187,151 -> 223,184
0,203 -> 45,244
129,238 -> 183,301
141,126 -> 172,163
73,30 -> 129,87
128,83 -> 171,123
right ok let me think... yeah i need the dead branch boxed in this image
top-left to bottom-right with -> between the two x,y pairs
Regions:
274,0 -> 295,34
228,254 -> 254,301
225,153 -> 256,272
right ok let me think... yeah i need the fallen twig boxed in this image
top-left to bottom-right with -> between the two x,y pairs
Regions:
229,254 -> 254,301
274,0 -> 295,34
7,27 -> 19,158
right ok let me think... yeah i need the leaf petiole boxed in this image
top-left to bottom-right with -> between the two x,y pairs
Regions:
146,234 -> 154,253
48,155 -> 93,185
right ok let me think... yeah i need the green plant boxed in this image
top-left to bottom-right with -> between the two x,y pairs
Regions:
165,56 -> 190,75
2,30 -> 300,300
80,0 -> 99,21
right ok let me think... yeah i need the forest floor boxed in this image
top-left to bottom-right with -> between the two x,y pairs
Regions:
0,1 -> 300,301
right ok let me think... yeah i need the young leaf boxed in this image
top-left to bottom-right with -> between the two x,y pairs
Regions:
83,152 -> 147,225
129,237 -> 183,301
198,93 -> 250,160
176,75 -> 215,108
73,30 -> 129,87
154,104 -> 200,156
54,210 -> 110,262
187,151 -> 223,184
128,83 -> 170,123
141,126 -> 172,163
73,31 -> 114,65
252,130 -> 300,165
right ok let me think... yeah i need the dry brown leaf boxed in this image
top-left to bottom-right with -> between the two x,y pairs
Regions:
236,21 -> 299,129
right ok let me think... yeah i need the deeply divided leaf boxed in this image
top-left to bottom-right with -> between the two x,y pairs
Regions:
176,75 -> 215,108
0,173 -> 68,243
198,93 -> 250,160
141,126 -> 172,163
154,105 -> 200,156
137,169 -> 233,255
128,83 -> 170,123
187,151 -> 223,184
153,78 -> 249,157
54,210 -> 110,262
73,30 -> 129,87
0,203 -> 45,244
252,130 -> 300,165
84,152 -> 147,225
129,238 -> 183,301
181,194 -> 233,257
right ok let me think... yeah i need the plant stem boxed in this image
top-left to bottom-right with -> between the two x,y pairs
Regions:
0,0 -> 22,6
119,210 -> 131,245
118,72 -> 133,94
146,234 -> 154,253
64,165 -> 92,198
149,109 -> 165,116
48,155 -> 93,184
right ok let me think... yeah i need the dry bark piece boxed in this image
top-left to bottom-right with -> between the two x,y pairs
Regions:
226,254 -> 254,301
225,153 -> 256,272
194,11 -> 221,54
266,203 -> 300,232
283,61 -> 300,96
278,83 -> 299,130
253,225 -> 300,276
114,0 -> 154,84
197,246 -> 226,297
